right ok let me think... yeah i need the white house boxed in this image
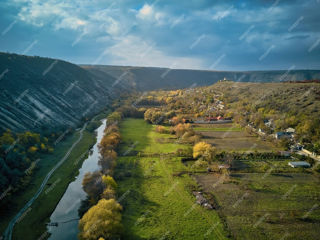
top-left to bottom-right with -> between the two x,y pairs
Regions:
288,161 -> 310,168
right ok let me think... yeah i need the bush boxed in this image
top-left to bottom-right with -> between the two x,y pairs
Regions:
175,148 -> 193,157
155,125 -> 167,133
192,159 -> 209,168
144,108 -> 164,124
172,123 -> 192,137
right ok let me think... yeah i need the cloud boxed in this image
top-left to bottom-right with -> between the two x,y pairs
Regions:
212,6 -> 234,21
137,4 -> 153,19
106,35 -> 205,69
1,0 -> 319,70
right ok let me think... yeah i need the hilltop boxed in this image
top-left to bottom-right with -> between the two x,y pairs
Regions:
82,65 -> 320,91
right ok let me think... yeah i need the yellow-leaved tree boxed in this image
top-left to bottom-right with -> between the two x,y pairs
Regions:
193,141 -> 216,162
78,199 -> 122,240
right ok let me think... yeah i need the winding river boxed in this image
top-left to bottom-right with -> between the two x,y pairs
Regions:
47,119 -> 106,240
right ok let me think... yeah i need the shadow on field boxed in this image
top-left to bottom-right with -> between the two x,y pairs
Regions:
114,119 -> 159,240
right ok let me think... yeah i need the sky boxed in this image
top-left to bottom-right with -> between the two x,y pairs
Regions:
0,0 -> 319,71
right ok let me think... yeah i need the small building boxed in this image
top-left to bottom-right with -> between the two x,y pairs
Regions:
290,143 -> 303,151
288,161 -> 311,168
274,132 -> 293,139
286,128 -> 295,133
217,116 -> 224,120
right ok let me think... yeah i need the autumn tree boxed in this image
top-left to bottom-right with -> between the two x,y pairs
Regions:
193,141 -> 216,162
102,175 -> 117,189
79,199 -> 122,240
98,150 -> 117,174
82,171 -> 104,202
172,123 -> 192,137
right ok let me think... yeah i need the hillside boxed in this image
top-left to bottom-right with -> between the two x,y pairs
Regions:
1,52 -> 320,131
82,65 -> 320,91
138,81 -> 320,150
0,53 -> 119,132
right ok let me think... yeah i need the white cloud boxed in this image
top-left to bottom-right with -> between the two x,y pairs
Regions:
137,4 -> 153,19
212,5 -> 234,21
106,35 -> 205,69
136,3 -> 166,25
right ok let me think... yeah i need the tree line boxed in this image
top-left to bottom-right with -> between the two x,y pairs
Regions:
79,111 -> 123,240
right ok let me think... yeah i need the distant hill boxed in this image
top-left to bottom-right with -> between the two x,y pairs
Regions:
1,52 -> 320,131
0,53 -> 120,131
81,65 -> 320,91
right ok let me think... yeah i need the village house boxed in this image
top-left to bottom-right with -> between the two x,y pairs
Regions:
290,143 -> 303,151
274,131 -> 293,139
286,127 -> 295,133
288,161 -> 311,168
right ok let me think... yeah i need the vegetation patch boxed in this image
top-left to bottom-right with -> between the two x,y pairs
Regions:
115,118 -> 229,239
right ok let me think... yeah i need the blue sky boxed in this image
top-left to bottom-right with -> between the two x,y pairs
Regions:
0,0 -> 319,70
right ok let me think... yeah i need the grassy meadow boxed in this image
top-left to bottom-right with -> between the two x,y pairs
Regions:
115,118 -> 230,240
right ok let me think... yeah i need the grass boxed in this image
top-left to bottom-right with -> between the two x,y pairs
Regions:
11,128 -> 98,240
115,118 -> 230,240
196,160 -> 320,240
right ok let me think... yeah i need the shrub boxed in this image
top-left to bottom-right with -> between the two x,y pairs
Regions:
192,159 -> 209,168
170,116 -> 183,126
172,123 -> 192,137
155,125 -> 167,133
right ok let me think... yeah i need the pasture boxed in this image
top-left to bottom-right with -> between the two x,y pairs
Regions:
115,118 -> 229,240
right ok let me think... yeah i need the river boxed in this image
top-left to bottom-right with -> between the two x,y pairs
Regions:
47,119 -> 106,240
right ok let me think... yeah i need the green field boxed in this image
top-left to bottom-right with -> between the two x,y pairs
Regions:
195,162 -> 320,239
115,118 -> 230,239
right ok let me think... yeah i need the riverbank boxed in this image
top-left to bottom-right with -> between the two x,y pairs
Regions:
0,112 -> 108,240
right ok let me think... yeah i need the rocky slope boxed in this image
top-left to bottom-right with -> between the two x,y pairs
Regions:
0,53 -> 119,131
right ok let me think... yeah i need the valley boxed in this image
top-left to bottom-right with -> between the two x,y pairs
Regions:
0,53 -> 320,240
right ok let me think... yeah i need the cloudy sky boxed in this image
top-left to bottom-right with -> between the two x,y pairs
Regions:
0,0 -> 319,70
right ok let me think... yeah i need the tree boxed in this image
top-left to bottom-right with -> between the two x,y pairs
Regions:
98,150 -> 117,174
78,199 -> 123,240
107,112 -> 122,125
102,175 -> 117,189
172,123 -> 192,137
101,187 -> 116,200
82,171 -> 104,201
193,142 -> 216,162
